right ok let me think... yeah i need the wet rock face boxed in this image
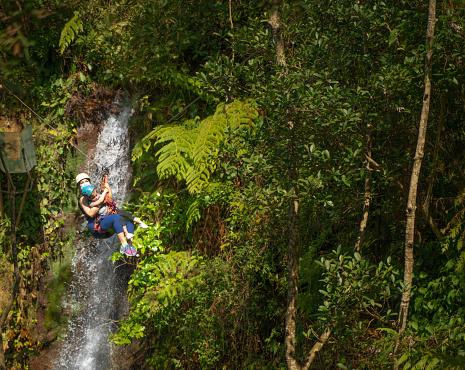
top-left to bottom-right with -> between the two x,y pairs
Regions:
65,85 -> 116,126
76,120 -> 102,174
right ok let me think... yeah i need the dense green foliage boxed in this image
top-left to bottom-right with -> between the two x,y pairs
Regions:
2,0 -> 465,368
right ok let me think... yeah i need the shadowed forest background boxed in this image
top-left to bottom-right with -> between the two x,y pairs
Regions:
1,0 -> 465,368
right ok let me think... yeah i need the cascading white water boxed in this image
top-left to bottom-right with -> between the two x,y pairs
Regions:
56,95 -> 134,370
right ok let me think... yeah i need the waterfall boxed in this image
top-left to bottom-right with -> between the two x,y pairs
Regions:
56,96 -> 134,370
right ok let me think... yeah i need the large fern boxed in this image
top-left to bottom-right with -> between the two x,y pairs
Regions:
59,13 -> 83,54
156,124 -> 198,182
133,99 -> 258,194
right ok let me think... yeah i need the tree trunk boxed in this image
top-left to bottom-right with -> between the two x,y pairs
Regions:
267,2 -> 302,368
286,195 -> 301,370
396,0 -> 437,352
421,94 -> 446,240
355,123 -> 372,252
268,0 -> 287,69
268,3 -> 334,368
0,181 -> 4,220
302,326 -> 332,370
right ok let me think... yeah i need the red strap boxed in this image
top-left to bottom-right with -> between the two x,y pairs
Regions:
94,222 -> 105,233
104,193 -> 118,215
93,215 -> 106,233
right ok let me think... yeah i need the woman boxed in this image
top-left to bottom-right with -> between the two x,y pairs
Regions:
76,173 -> 138,256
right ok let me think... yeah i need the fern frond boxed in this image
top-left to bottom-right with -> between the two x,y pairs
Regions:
136,100 -> 258,194
411,355 -> 429,370
397,351 -> 410,366
223,100 -> 259,131
59,13 -> 83,54
186,200 -> 201,230
148,251 -> 204,307
155,124 -> 198,181
187,100 -> 257,193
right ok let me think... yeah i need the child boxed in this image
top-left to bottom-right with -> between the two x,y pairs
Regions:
81,183 -> 148,242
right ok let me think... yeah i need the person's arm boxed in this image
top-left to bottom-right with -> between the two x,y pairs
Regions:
90,190 -> 108,207
80,196 -> 100,218
105,183 -> 113,199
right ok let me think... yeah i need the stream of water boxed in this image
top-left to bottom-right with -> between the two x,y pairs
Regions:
56,96 -> 134,370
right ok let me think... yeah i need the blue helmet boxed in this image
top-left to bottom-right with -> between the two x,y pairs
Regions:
81,184 -> 95,197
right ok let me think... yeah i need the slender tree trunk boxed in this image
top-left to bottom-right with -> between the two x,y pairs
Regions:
421,94 -> 446,240
396,0 -> 437,354
286,194 -> 301,370
268,0 -> 287,69
354,28 -> 373,254
355,123 -> 372,252
267,2 -> 302,368
269,3 -> 333,368
0,192 -> 20,370
302,326 -> 332,370
269,2 -> 306,368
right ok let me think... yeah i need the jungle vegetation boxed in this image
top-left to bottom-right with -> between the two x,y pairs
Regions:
1,0 -> 465,368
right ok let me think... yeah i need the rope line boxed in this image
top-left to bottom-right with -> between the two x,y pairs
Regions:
1,83 -> 102,170
133,47 -> 266,149
2,47 -> 266,172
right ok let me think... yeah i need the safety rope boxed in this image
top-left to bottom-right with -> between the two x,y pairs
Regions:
2,47 -> 266,172
133,47 -> 266,150
1,83 -> 102,171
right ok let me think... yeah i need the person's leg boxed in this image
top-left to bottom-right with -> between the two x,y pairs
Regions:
117,210 -> 148,228
120,215 -> 129,236
125,220 -> 135,234
99,214 -> 124,233
99,214 -> 127,246
115,232 -> 128,247
117,209 -> 135,222
131,216 -> 149,228
87,221 -> 95,233
88,215 -> 135,255
117,213 -> 133,241
123,221 -> 135,246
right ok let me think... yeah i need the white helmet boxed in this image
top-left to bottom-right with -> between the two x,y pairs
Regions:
76,173 -> 91,186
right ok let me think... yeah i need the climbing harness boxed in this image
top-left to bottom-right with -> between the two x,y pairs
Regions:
93,215 -> 106,233
100,167 -> 118,215
104,194 -> 118,215
87,168 -> 118,234
91,222 -> 112,238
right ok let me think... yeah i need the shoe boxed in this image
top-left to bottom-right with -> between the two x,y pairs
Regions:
120,244 -> 138,256
126,233 -> 134,241
139,222 -> 149,229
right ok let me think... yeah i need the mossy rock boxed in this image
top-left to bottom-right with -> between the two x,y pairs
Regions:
44,264 -> 73,337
